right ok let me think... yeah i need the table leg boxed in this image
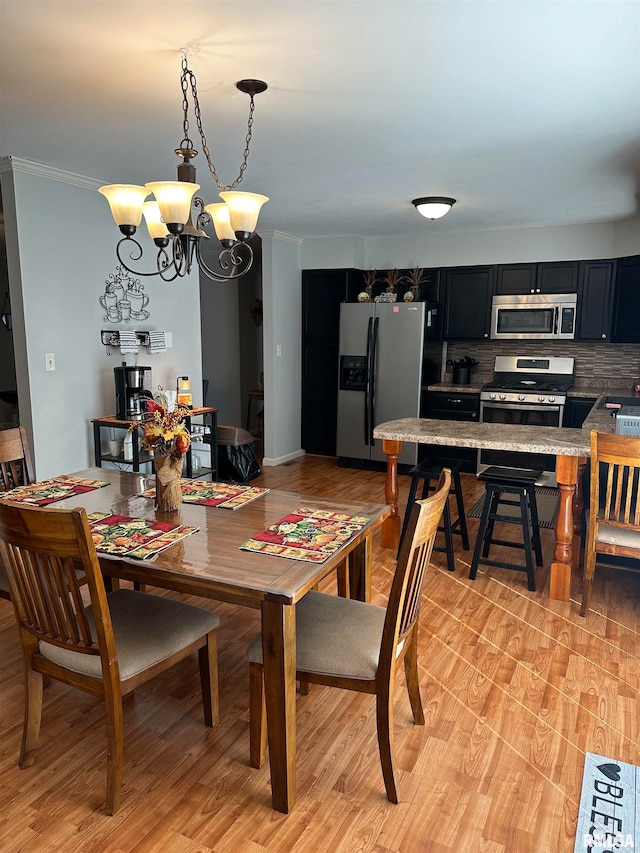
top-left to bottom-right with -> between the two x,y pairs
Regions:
550,454 -> 579,601
261,599 -> 296,813
347,534 -> 372,602
381,439 -> 402,549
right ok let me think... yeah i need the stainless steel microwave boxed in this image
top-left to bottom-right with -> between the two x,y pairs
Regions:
490,293 -> 577,340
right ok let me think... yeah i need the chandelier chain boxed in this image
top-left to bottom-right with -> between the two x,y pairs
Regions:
180,56 -> 256,191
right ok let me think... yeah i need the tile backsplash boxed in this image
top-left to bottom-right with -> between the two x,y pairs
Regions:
445,339 -> 640,388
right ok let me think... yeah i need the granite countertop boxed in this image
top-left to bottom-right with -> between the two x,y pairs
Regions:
427,380 -> 637,398
373,418 -> 592,456
374,389 -> 640,457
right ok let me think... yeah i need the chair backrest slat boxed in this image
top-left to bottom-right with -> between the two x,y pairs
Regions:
0,503 -> 113,660
379,469 -> 451,674
591,431 -> 640,530
0,427 -> 35,491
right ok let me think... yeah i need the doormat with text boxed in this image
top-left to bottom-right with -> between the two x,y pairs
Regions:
574,752 -> 639,852
468,486 -> 559,529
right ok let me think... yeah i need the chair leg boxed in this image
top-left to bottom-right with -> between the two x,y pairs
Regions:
198,630 -> 219,727
249,662 -> 267,769
580,547 -> 597,617
442,501 -> 456,572
19,666 -> 43,769
376,681 -> 399,804
298,680 -> 310,695
103,690 -> 124,816
452,468 -> 470,550
469,489 -> 494,580
519,491 -> 536,592
403,631 -> 424,725
482,490 -> 500,558
398,476 -> 420,558
527,488 -> 543,567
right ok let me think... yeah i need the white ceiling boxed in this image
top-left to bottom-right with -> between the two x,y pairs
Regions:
1,0 -> 639,239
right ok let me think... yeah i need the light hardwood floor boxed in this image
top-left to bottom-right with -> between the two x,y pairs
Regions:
1,455 -> 639,852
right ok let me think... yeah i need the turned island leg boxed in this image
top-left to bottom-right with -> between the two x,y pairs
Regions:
550,454 -> 580,601
381,438 -> 402,549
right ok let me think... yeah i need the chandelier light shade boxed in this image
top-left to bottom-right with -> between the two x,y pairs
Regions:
142,201 -> 170,241
219,192 -> 270,239
99,51 -> 269,282
99,184 -> 150,229
411,196 -> 456,220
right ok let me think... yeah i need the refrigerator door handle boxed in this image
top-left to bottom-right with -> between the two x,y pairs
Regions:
364,317 -> 373,445
369,316 -> 379,445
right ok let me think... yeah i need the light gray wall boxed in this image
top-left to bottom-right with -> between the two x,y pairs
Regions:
1,158 -> 203,479
301,218 -> 640,270
261,231 -> 304,466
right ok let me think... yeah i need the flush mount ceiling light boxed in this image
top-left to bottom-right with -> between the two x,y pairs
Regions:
411,197 -> 456,220
100,50 -> 269,282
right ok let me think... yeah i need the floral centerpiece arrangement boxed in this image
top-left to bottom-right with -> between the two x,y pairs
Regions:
138,400 -> 191,511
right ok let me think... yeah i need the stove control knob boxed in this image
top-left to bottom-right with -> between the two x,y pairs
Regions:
538,395 -> 545,402
549,396 -> 556,403
489,392 -> 496,400
499,393 -> 506,401
518,394 -> 525,401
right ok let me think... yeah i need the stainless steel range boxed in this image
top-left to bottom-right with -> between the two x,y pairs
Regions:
478,355 -> 575,483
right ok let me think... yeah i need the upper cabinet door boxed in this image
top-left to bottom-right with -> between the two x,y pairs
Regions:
536,261 -> 578,293
576,260 -> 615,341
611,255 -> 640,343
495,263 -> 537,294
443,266 -> 495,339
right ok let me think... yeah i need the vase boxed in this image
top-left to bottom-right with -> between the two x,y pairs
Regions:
153,451 -> 184,512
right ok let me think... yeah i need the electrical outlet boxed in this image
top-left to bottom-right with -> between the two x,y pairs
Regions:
276,344 -> 282,356
45,352 -> 56,372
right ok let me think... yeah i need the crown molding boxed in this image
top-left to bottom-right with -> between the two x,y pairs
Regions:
0,156 -> 103,191
259,229 -> 304,246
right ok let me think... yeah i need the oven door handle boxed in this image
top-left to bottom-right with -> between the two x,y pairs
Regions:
481,402 -> 562,414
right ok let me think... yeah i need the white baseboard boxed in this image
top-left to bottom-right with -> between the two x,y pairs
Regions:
261,449 -> 305,467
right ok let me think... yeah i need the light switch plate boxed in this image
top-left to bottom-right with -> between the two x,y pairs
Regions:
45,352 -> 56,371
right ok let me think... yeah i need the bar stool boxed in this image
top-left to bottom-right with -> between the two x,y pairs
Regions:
469,467 -> 543,591
398,457 -> 469,572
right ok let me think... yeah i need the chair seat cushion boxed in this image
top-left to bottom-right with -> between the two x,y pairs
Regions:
596,522 -> 640,549
586,510 -> 640,550
247,590 -> 386,681
39,589 -> 220,681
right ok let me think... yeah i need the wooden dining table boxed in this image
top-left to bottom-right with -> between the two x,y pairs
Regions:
51,467 -> 390,813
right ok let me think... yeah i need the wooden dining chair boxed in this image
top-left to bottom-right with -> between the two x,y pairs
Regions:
0,426 -> 36,599
0,500 -> 220,815
247,468 -> 451,804
580,430 -> 640,616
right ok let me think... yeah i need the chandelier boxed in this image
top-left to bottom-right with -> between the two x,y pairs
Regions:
99,52 -> 269,282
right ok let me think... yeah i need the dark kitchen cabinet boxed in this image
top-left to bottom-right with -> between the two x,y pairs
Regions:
536,261 -> 578,293
611,255 -> 640,343
576,260 -> 615,341
495,261 -> 578,295
563,397 -> 596,429
301,269 -> 358,456
420,391 -> 480,472
495,263 -> 537,295
442,266 -> 495,339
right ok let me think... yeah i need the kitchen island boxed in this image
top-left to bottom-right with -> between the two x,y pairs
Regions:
372,418 -> 592,601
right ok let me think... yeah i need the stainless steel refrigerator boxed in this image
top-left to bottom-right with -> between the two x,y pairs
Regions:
336,301 -> 430,468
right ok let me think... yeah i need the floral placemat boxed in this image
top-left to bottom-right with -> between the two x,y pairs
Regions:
0,475 -> 110,506
87,512 -> 199,560
239,506 -> 370,563
140,479 -> 269,510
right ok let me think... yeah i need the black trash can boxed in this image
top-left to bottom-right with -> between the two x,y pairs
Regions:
216,425 -> 261,483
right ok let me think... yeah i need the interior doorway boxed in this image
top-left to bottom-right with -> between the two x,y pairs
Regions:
0,187 -> 18,428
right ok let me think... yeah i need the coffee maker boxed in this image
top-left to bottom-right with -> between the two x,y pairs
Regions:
114,363 -> 153,420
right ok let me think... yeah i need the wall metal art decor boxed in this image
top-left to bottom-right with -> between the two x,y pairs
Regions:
99,266 -> 150,323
